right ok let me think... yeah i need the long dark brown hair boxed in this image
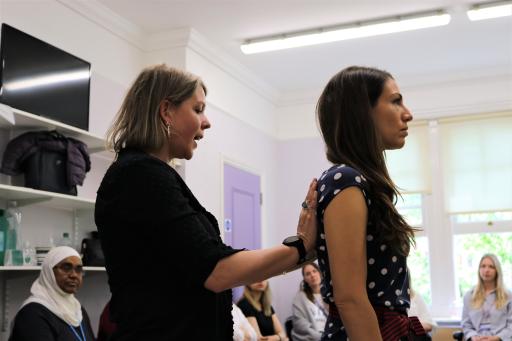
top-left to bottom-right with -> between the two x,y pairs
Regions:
316,66 -> 416,256
301,263 -> 322,303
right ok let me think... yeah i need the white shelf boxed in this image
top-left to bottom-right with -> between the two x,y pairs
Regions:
0,266 -> 105,271
0,103 -> 108,153
0,183 -> 95,210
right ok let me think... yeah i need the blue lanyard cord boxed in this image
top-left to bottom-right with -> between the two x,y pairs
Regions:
68,322 -> 86,341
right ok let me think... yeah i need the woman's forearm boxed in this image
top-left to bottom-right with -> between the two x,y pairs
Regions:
335,297 -> 382,341
204,246 -> 299,293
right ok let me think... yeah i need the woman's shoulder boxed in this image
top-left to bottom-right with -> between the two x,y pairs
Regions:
317,164 -> 368,190
463,287 -> 475,301
15,302 -> 56,323
316,164 -> 370,209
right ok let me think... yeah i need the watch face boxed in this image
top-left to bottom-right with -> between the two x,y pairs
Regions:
283,235 -> 300,244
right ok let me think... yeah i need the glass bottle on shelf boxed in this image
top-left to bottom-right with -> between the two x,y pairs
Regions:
23,241 -> 37,266
4,202 -> 23,265
58,232 -> 73,248
0,210 -> 8,266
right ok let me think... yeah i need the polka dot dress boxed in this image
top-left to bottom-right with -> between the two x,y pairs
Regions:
316,165 -> 410,340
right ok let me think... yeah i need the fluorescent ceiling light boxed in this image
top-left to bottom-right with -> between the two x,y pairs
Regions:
467,1 -> 512,21
241,10 -> 451,54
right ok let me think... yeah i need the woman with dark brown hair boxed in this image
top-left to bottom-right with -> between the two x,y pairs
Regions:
315,66 -> 425,340
291,263 -> 328,341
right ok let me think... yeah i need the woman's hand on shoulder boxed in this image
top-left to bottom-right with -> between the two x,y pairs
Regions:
297,178 -> 318,253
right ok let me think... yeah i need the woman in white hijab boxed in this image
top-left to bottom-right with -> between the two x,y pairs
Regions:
9,246 -> 95,341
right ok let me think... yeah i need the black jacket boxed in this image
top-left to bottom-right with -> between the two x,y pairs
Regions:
0,130 -> 91,188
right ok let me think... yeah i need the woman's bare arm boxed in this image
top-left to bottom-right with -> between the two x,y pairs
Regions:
324,187 -> 382,341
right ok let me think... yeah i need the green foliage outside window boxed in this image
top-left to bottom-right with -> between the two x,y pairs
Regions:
408,236 -> 431,305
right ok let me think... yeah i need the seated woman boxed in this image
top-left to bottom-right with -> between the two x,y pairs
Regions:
238,280 -> 288,341
407,272 -> 436,334
9,246 -> 95,341
462,253 -> 512,341
233,303 -> 257,341
98,299 -> 117,341
291,263 -> 328,341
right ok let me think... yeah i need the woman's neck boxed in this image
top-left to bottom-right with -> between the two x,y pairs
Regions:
483,281 -> 496,293
250,291 -> 263,306
311,284 -> 321,294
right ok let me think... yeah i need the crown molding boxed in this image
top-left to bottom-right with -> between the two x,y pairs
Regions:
414,100 -> 512,120
146,28 -> 279,103
55,0 -> 279,103
56,0 -> 146,50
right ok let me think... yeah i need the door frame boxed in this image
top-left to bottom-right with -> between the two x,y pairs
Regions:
220,154 -> 265,245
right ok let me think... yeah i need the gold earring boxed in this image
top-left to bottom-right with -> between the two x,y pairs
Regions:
166,124 -> 170,137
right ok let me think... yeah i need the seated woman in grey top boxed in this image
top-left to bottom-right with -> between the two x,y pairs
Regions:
462,253 -> 512,341
291,263 -> 328,341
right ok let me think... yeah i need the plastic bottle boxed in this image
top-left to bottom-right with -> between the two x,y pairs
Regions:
0,210 -> 8,266
23,241 -> 37,266
5,201 -> 21,248
58,232 -> 73,248
4,202 -> 23,265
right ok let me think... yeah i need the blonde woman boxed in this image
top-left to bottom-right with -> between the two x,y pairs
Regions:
96,64 -> 318,340
238,280 -> 288,340
461,253 -> 512,341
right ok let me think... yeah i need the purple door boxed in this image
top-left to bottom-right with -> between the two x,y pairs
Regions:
223,163 -> 261,301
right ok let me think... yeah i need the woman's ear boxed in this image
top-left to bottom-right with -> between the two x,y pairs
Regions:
159,100 -> 173,125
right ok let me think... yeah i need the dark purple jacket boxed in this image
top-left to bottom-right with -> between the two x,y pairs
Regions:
0,130 -> 91,187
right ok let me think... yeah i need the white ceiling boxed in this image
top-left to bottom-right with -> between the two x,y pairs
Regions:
97,0 -> 512,95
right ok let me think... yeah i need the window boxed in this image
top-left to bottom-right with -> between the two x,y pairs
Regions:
453,232 -> 512,299
408,236 -> 432,305
396,193 -> 423,227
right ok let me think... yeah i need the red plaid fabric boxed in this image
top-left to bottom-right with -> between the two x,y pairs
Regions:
329,304 -> 426,341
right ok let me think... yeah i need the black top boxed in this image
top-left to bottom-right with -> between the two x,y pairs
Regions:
316,165 -> 410,340
237,298 -> 276,336
9,302 -> 95,341
95,149 -> 242,341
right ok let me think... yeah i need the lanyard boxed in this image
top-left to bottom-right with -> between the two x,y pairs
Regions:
68,322 -> 86,341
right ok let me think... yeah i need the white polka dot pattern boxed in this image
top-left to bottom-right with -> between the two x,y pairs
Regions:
315,164 -> 410,340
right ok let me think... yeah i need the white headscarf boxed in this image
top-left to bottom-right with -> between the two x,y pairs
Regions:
21,246 -> 83,326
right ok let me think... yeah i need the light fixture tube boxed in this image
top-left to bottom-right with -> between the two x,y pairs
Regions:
241,10 -> 451,54
467,1 -> 512,21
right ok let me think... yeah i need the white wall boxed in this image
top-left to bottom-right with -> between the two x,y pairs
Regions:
275,69 -> 512,140
0,1 -> 144,339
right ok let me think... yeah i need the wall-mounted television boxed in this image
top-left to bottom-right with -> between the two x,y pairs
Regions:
0,23 -> 91,131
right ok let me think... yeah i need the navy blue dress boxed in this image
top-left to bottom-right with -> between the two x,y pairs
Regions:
316,164 -> 410,340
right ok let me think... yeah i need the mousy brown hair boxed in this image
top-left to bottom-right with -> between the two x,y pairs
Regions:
106,64 -> 206,154
301,263 -> 322,303
316,65 -> 416,256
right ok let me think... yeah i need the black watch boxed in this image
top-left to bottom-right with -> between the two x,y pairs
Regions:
283,235 -> 307,265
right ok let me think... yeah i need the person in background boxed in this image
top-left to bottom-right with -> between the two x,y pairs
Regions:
98,300 -> 117,341
461,253 -> 512,341
315,66 -> 426,340
291,263 -> 328,341
95,64 -> 318,340
407,272 -> 436,333
238,280 -> 288,341
233,303 -> 258,341
9,246 -> 95,341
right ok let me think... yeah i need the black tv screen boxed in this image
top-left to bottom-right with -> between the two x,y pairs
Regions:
0,24 -> 90,131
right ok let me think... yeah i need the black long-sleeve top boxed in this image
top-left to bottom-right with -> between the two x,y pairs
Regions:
95,148 -> 242,340
9,303 -> 95,341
